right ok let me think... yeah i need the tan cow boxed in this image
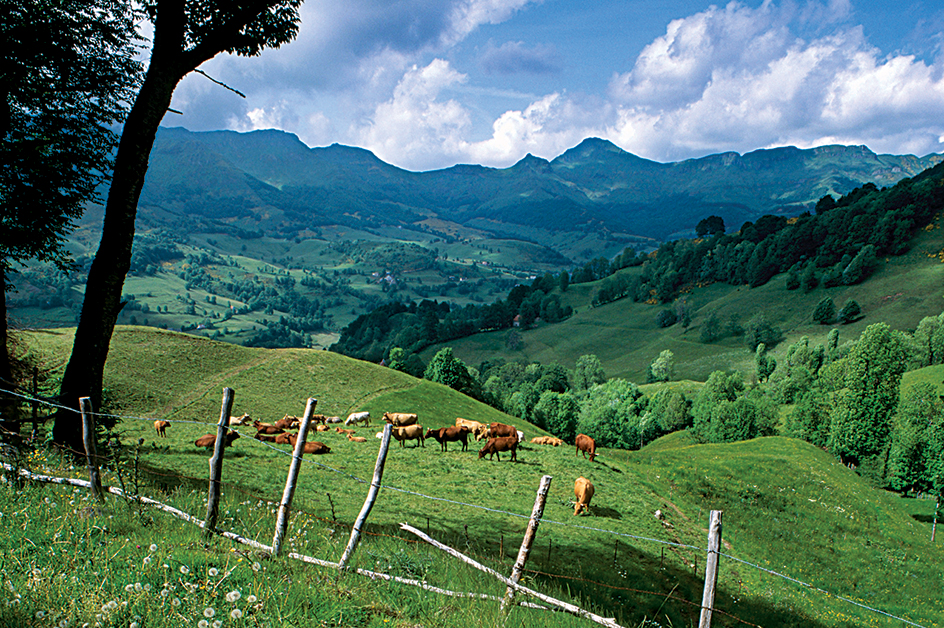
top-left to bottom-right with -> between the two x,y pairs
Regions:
154,420 -> 170,438
383,412 -> 418,427
456,417 -> 489,440
573,476 -> 594,516
530,435 -> 564,447
392,425 -> 425,448
348,434 -> 368,443
229,413 -> 252,426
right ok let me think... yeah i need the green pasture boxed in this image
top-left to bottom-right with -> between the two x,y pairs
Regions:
8,328 -> 943,627
428,224 -> 944,382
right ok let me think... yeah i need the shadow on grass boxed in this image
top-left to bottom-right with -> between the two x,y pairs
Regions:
586,506 -> 622,520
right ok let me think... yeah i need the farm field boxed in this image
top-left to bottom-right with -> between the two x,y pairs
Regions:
425,219 -> 944,383
5,327 -> 943,627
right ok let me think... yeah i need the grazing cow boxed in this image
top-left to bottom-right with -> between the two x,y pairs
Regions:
345,411 -> 370,427
229,413 -> 252,426
478,436 -> 518,462
254,432 -> 280,443
154,420 -> 170,438
425,426 -> 470,452
392,424 -> 425,448
335,427 -> 356,435
348,434 -> 368,443
575,434 -> 596,462
195,431 -> 240,449
456,418 -> 489,440
573,476 -> 595,516
516,430 -> 524,443
301,441 -> 330,455
274,432 -> 294,445
486,422 -> 517,440
382,412 -> 418,427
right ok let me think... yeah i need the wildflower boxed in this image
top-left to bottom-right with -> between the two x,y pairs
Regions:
124,584 -> 135,592
143,556 -> 151,565
180,566 -> 190,575
198,621 -> 209,628
171,598 -> 181,607
150,544 -> 158,552
212,621 -> 222,628
230,609 -> 243,619
208,567 -> 219,577
204,608 -> 215,618
134,582 -> 143,592
246,595 -> 257,603
226,590 -> 241,603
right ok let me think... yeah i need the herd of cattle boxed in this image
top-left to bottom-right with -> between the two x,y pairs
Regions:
154,410 -> 597,515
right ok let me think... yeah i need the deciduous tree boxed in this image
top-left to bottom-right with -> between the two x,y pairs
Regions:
54,0 -> 304,451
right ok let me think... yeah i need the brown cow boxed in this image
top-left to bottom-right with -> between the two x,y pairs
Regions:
383,412 -> 418,427
274,432 -> 294,445
392,424 -> 425,448
315,424 -> 330,432
456,417 -> 489,440
425,426 -> 470,452
575,434 -> 596,462
574,476 -> 595,516
348,434 -> 368,443
301,441 -> 330,455
335,427 -> 356,435
195,431 -> 240,449
254,432 -> 280,443
253,420 -> 284,435
274,416 -> 299,430
486,422 -> 517,440
154,420 -> 170,438
478,436 -> 518,462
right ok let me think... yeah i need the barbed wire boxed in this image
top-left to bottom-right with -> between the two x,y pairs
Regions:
2,386 -> 933,627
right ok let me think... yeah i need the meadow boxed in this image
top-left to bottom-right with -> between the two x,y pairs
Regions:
3,328 -> 942,627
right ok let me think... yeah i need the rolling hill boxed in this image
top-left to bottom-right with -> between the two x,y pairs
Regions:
11,327 -> 944,627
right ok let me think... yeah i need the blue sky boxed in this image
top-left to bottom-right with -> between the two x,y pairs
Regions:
165,0 -> 944,171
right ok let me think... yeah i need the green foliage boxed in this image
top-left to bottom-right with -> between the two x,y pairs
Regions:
532,390 -> 579,442
828,323 -> 908,466
913,313 -> 944,367
842,244 -> 877,285
423,347 -> 480,399
647,349 -> 674,383
812,297 -> 836,324
887,383 -> 944,494
647,387 -> 692,432
786,388 -> 832,447
656,308 -> 677,327
755,343 -> 776,383
744,313 -> 781,351
691,371 -> 777,444
837,299 -> 861,324
695,215 -> 725,237
577,379 -> 647,449
573,354 -> 606,391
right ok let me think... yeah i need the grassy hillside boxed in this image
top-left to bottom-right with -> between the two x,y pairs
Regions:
8,328 -> 943,627
425,217 -> 944,382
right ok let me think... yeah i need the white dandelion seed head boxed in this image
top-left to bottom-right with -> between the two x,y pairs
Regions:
203,607 -> 215,618
179,566 -> 190,575
230,608 -> 243,619
149,544 -> 158,552
226,590 -> 241,602
198,621 -> 209,628
208,568 -> 219,577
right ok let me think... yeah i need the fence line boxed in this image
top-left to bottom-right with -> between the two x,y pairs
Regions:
0,387 -> 932,628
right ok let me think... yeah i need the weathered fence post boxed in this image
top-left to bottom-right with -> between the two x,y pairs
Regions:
698,510 -> 723,628
502,474 -> 552,614
31,368 -> 39,442
204,387 -> 235,537
79,397 -> 104,503
338,423 -> 392,569
272,398 -> 317,555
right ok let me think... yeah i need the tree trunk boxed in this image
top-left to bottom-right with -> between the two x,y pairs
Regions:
53,58 -> 184,451
0,267 -> 19,432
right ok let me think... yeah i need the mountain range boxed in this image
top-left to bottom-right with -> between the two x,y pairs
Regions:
138,127 -> 942,260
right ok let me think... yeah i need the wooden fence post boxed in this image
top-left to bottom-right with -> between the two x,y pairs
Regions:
79,397 -> 104,504
272,398 -> 317,555
338,423 -> 392,569
204,387 -> 235,537
698,510 -> 723,628
502,474 -> 552,613
31,368 -> 38,442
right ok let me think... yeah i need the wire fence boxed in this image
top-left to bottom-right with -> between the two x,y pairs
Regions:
0,386 -> 933,628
